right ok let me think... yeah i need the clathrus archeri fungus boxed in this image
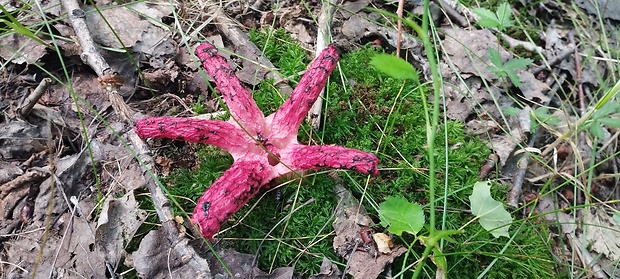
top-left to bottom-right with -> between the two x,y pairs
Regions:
135,42 -> 379,240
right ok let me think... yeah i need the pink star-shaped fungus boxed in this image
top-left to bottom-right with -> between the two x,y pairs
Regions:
135,42 -> 379,240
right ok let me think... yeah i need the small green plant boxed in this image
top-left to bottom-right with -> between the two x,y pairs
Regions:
503,106 -> 560,133
473,2 -> 533,87
584,101 -> 620,139
367,7 -> 558,277
191,95 -> 207,114
488,48 -> 532,87
472,2 -> 514,31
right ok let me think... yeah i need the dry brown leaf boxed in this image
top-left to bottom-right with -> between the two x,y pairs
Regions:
517,71 -> 551,103
4,199 -> 106,278
308,257 -> 342,279
332,184 -> 406,279
128,228 -> 209,278
0,34 -> 48,64
95,191 -> 147,269
585,208 -> 620,262
442,28 -> 512,81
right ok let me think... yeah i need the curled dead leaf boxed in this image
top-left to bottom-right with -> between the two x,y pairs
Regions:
372,233 -> 394,254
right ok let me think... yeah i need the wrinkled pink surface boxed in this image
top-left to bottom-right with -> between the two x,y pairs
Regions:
195,43 -> 265,135
135,43 -> 379,240
190,158 -> 277,238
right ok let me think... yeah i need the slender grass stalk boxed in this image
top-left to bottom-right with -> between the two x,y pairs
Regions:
369,0 -> 444,276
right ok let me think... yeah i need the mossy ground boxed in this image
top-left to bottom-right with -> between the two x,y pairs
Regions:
159,29 -> 558,277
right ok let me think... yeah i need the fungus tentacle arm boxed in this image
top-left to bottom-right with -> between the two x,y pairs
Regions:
270,45 -> 339,141
281,144 -> 379,176
195,43 -> 265,134
190,158 -> 277,239
135,117 -> 251,156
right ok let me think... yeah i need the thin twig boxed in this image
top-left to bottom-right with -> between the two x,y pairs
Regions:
506,72 -> 565,208
532,46 -> 576,75
128,130 -> 212,277
438,0 -> 480,24
396,0 -> 404,57
498,32 -> 543,54
60,0 -> 134,123
19,78 -> 52,117
434,0 -> 470,27
308,0 -> 337,130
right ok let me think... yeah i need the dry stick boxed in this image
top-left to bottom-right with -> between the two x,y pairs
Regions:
532,46 -> 576,75
506,72 -> 566,208
209,6 -> 293,96
566,233 -> 608,279
487,27 -> 543,54
434,0 -> 470,27
498,33 -> 542,54
439,0 -> 479,24
308,0 -> 337,130
396,0 -> 404,57
19,78 -> 52,116
571,33 -> 589,205
128,131 -> 212,278
60,0 -> 133,123
571,33 -> 587,152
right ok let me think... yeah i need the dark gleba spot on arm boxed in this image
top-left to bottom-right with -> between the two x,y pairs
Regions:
202,202 -> 211,218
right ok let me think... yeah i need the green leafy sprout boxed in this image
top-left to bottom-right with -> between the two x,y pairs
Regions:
472,2 -> 514,31
379,196 -> 425,236
584,101 -> 620,139
474,2 -> 533,87
488,48 -> 533,87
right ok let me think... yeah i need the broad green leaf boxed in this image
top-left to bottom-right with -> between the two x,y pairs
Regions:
506,71 -> 522,87
598,117 -> 620,128
488,49 -> 503,67
473,7 -> 500,29
502,58 -> 533,71
469,181 -> 513,238
379,196 -> 424,236
495,2 -> 514,30
593,101 -> 620,118
370,54 -> 418,80
589,123 -> 605,139
502,106 -> 521,116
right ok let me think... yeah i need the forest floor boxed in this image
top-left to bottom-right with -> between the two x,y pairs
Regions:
1,0 -> 619,278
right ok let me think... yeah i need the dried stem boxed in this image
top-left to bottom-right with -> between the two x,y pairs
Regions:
308,0 -> 337,130
396,0 -> 404,57
60,0 -> 133,123
19,78 -> 52,117
128,131 -> 212,275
